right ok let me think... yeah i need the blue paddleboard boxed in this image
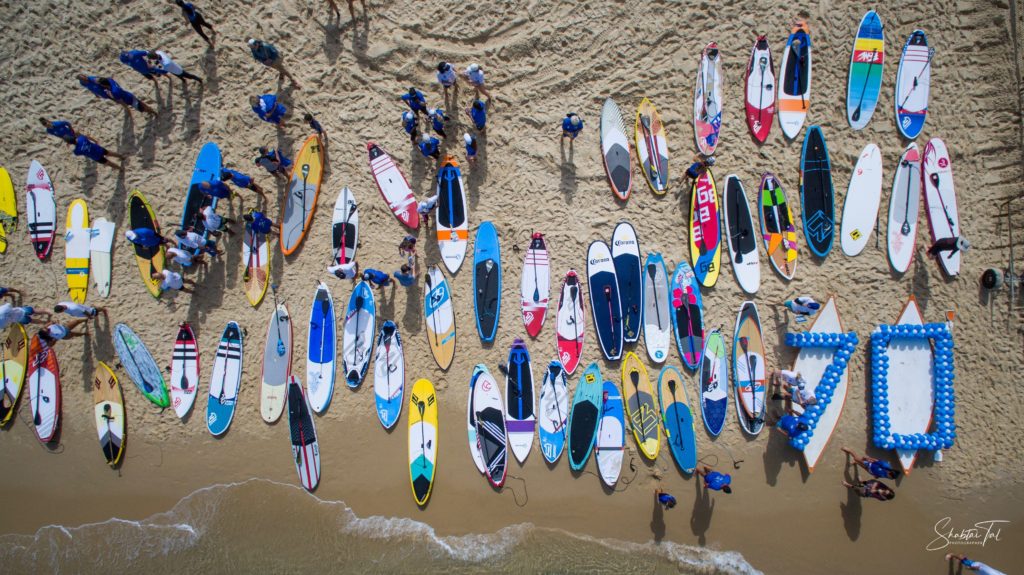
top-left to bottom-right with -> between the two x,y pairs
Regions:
343,281 -> 376,388
178,142 -> 222,262
670,261 -> 704,370
567,362 -> 603,471
658,365 -> 697,473
472,221 -> 501,343
306,282 -> 336,413
587,241 -> 622,361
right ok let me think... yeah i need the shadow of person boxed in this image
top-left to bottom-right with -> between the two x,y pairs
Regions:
650,492 -> 666,543
690,474 -> 715,545
559,138 -> 577,201
840,462 -> 863,541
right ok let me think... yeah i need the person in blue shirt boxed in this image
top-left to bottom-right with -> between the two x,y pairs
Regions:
466,99 -> 487,132
247,39 -> 300,88
393,264 -> 416,287
401,87 -> 428,117
175,0 -> 215,47
39,119 -> 77,141
401,111 -> 419,145
243,210 -> 280,235
686,154 -> 715,181
697,465 -> 732,494
463,132 -> 478,164
655,488 -> 677,510
221,168 -> 266,197
418,135 -> 440,160
945,554 -> 1007,575
199,180 -> 232,201
95,77 -> 157,116
561,113 -> 583,141
64,135 -> 125,170
304,113 -> 327,146
772,407 -> 810,439
255,147 -> 292,180
841,447 -> 900,480
436,62 -> 457,95
125,228 -> 172,248
427,108 -> 449,138
77,74 -> 111,100
362,269 -> 392,289
119,50 -> 161,82
250,94 -> 288,126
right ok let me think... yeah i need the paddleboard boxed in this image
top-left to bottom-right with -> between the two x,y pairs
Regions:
600,98 -> 632,200
923,138 -> 962,277
694,42 -> 723,155
642,253 -> 671,364
792,296 -> 847,471
373,321 -> 404,430
759,173 -> 798,280
556,270 -> 586,374
887,143 -> 921,273
288,375 -> 321,491
723,175 -> 760,293
745,35 -> 776,143
886,297 -> 933,473
567,362 -> 602,471
689,169 -> 722,287
621,352 -> 660,460
635,98 -> 669,194
207,322 -> 243,436
778,21 -> 812,139
596,379 -> 625,487
0,167 -> 15,254
64,199 -> 90,303
895,30 -> 931,140
89,217 -> 115,297
733,302 -> 767,435
840,143 -> 883,256
28,335 -> 60,443
242,222 -> 270,306
587,241 -> 622,361
178,142 -> 221,262
112,323 -> 168,408
847,10 -> 885,130
539,361 -> 569,464
0,324 -> 28,426
612,222 -> 643,343
25,160 -> 56,260
92,361 -> 125,466
470,365 -> 507,488
424,266 -> 456,370
409,378 -> 438,506
307,282 -> 336,413
473,221 -> 502,343
670,261 -> 704,370
658,365 -> 698,474
521,233 -> 550,338
261,303 -> 292,423
331,187 -> 358,266
127,190 -> 165,298
343,281 -> 375,388
699,329 -> 728,436
169,323 -> 200,420
505,339 -> 536,463
800,126 -> 835,258
436,156 -> 468,273
281,135 -> 324,256
367,142 -> 419,229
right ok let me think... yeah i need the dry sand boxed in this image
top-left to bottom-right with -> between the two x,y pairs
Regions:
1,0 -> 1024,573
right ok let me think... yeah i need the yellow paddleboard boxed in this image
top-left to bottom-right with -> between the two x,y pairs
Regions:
280,135 -> 324,256
621,352 -> 660,460
128,190 -> 166,298
243,224 -> 270,306
0,324 -> 28,426
408,378 -> 438,506
92,361 -> 125,467
0,167 -> 15,254
65,199 -> 90,303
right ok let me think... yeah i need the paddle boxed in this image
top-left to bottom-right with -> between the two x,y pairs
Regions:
850,48 -> 879,124
216,336 -> 230,403
336,198 -> 356,265
417,399 -> 427,471
667,378 -> 684,449
928,172 -> 957,232
639,114 -> 662,183
425,272 -> 440,348
271,284 -> 286,356
738,335 -> 761,424
530,235 -> 541,304
628,369 -> 647,447
32,346 -> 45,426
731,181 -> 745,263
117,329 -> 156,396
603,285 -> 615,352
178,325 -> 190,392
549,364 -> 565,437
569,283 -> 581,355
897,47 -> 936,110
900,157 -> 914,236
646,263 -> 664,329
756,51 -> 768,128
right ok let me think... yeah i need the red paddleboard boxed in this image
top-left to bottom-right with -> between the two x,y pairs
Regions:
745,35 -> 776,143
367,142 -> 419,229
521,233 -> 550,337
27,335 -> 60,443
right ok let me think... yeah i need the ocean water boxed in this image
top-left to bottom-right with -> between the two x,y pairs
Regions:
0,479 -> 761,574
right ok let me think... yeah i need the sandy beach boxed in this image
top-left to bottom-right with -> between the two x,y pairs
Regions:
1,1 -> 1023,573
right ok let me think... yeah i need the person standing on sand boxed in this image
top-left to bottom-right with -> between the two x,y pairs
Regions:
0,303 -> 49,329
153,269 -> 195,294
427,108 -> 449,138
464,133 -> 478,164
174,0 -> 215,47
243,210 -> 280,235
696,465 -> 732,494
96,77 -> 158,116
174,229 -> 221,258
393,264 -> 416,287
119,50 -> 162,82
255,147 -> 292,180
461,63 -> 492,99
945,554 -> 1007,575
304,113 -> 327,145
53,302 -> 107,320
654,488 -> 677,510
346,0 -> 366,20
202,205 -> 234,237
147,50 -> 203,85
398,235 -> 417,265
39,119 -> 78,141
166,246 -> 203,267
417,194 -> 438,228
841,478 -> 894,501
221,167 -> 267,197
561,113 -> 583,141
63,134 -> 125,170
247,39 -> 301,88
125,229 -> 173,249
401,111 -> 419,145
436,62 -> 457,94
840,448 -> 900,480
418,135 -> 440,160
467,99 -> 487,132
250,94 -> 288,127
401,87 -> 429,117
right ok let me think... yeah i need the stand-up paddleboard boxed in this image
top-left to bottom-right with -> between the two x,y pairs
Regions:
242,223 -> 270,306
621,352 -> 660,460
343,281 -> 375,388
601,98 -> 632,200
759,173 -> 798,280
847,11 -> 885,130
699,329 -> 728,436
64,199 -> 90,303
596,379 -> 625,487
26,161 -> 57,260
373,321 -> 404,430
567,362 -> 602,471
367,142 -> 419,229
331,187 -> 358,266
800,126 -> 835,258
505,339 -> 536,463
112,323 -> 168,408
169,323 -> 199,419
424,266 -> 456,370
723,175 -> 760,293
670,261 -> 704,370
288,376 -> 321,492
473,221 -> 502,343
28,335 -> 60,443
689,170 -> 722,287
521,233 -> 550,338
89,217 -> 115,297
281,135 -> 324,256
127,190 -> 165,298
923,138 -> 962,277
694,42 -> 723,155
778,21 -> 812,139
539,361 -> 569,464
642,253 -> 670,364
556,270 -> 586,374
840,144 -> 883,256
635,98 -> 669,194
470,365 -> 507,488
178,142 -> 221,261
0,167 -> 15,254
886,297 -> 933,473
895,31 -> 932,140
745,35 -> 776,144
887,143 -> 921,273
0,324 -> 28,426
307,282 -> 336,413
436,156 -> 468,273
612,222 -> 643,343
587,241 -> 623,361
792,296 -> 847,471
409,378 -> 438,506
93,362 -> 125,466
261,303 -> 292,423
658,365 -> 697,474
207,322 -> 243,436
733,302 -> 767,435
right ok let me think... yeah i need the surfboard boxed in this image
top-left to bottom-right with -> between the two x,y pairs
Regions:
840,143 -> 883,256
800,126 -> 835,258
759,173 -> 798,280
923,138 -> 962,277
658,365 -> 697,474
281,136 -> 324,256
169,323 -> 199,420
331,187 -> 358,266
635,98 -> 669,194
596,379 -> 625,487
567,362 -> 602,471
25,160 -> 56,260
178,142 -> 221,262
886,297 -> 933,473
670,261 -> 704,370
28,334 -> 60,443
343,281 -> 375,388
895,30 -> 931,140
556,270 -> 586,374
409,378 -> 438,506
778,21 -> 812,139
0,167 -> 15,254
473,221 -> 502,343
694,42 -> 723,155
689,169 -> 722,287
733,302 -> 767,435
745,35 -> 776,144
288,375 -> 321,491
887,143 -> 921,273
207,322 -> 243,436
723,175 -> 760,293
127,190 -> 165,298
0,324 -> 27,426
307,282 -> 336,413
367,142 -> 419,229
505,339 -> 535,463
587,241 -> 622,361
112,323 -> 169,408
436,157 -> 468,273
242,222 -> 270,307
470,364 -> 507,488
89,217 -> 115,297
261,303 -> 292,423
424,266 -> 456,370
847,10 -> 885,130
539,361 -> 569,464
642,253 -> 671,364
699,329 -> 728,436
612,222 -> 643,343
373,321 -> 404,430
92,362 -> 125,466
521,233 -> 550,338
64,199 -> 90,303
601,98 -> 632,201
621,352 -> 660,460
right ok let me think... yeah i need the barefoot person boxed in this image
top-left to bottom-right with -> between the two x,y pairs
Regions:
944,554 -> 1007,575
0,303 -> 49,329
561,112 -> 583,141
654,488 -> 677,510
247,39 -> 300,88
696,465 -> 732,494
771,407 -> 810,438
39,319 -> 89,345
436,62 -> 457,95
462,63 -> 492,99
63,134 -> 125,170
147,50 -> 203,85
53,302 -> 107,319
39,118 -> 78,141
254,147 -> 292,180
841,447 -> 900,480
401,87 -> 429,117
841,479 -> 895,501
174,0 -> 216,47
250,94 -> 288,127
771,369 -> 817,406
222,167 -> 267,197
153,269 -> 195,294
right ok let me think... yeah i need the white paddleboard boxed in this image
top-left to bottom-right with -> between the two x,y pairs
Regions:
642,254 -> 671,364
332,187 -> 358,265
436,158 -> 469,274
343,281 -> 375,387
65,199 -> 90,303
840,144 -> 883,256
693,42 -> 723,156
89,218 -> 115,297
922,138 -> 961,276
792,297 -> 846,472
778,23 -> 813,140
26,160 -> 56,260
261,303 -> 292,423
722,175 -> 761,294
886,298 -> 933,473
521,233 -> 550,338
169,323 -> 200,420
887,143 -> 921,274
373,321 -> 404,430
538,361 -> 569,463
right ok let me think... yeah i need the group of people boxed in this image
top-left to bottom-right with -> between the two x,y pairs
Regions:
0,288 -> 108,348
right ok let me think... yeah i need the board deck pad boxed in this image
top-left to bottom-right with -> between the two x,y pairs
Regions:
587,241 -> 622,361
800,126 -> 835,258
567,363 -> 602,471
600,98 -> 632,200
612,223 -> 642,342
778,22 -> 812,139
281,136 -> 324,256
473,221 -> 502,343
745,35 -> 776,143
723,175 -> 760,293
